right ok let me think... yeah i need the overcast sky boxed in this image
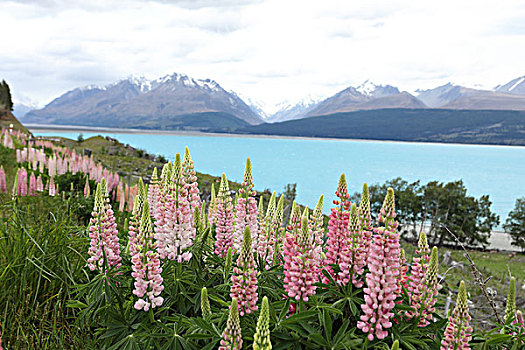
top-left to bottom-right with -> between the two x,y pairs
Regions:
1,0 -> 525,113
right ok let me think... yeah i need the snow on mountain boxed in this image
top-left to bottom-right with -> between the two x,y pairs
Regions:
22,72 -> 263,127
268,95 -> 324,123
495,76 -> 525,95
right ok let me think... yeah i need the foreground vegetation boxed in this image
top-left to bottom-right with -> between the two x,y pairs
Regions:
0,129 -> 524,349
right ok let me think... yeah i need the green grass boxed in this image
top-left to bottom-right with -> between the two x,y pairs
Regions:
0,195 -> 93,348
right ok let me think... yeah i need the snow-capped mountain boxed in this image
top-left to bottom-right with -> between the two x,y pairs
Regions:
267,95 -> 323,123
417,81 -> 525,110
495,76 -> 525,95
306,81 -> 423,117
22,73 -> 264,129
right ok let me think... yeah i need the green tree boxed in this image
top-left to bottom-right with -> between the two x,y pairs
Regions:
504,197 -> 525,251
352,178 -> 499,247
0,80 -> 13,111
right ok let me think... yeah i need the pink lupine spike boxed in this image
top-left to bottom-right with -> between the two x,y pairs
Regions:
84,177 -> 90,198
441,281 -> 472,349
256,191 -> 276,267
17,168 -> 28,196
87,179 -> 122,272
406,232 -> 431,319
358,188 -> 400,341
29,172 -> 36,196
323,173 -> 352,285
147,167 -> 161,218
0,166 -> 6,193
128,179 -> 147,257
308,195 -> 325,275
220,298 -> 243,350
348,204 -> 366,288
230,226 -> 258,316
358,183 -> 373,257
416,246 -> 440,327
398,248 -> 409,292
214,173 -> 235,257
271,195 -> 285,265
48,177 -> 56,196
132,201 -> 164,311
36,175 -> 44,192
283,214 -> 318,303
233,158 -> 259,252
154,153 -> 195,262
182,147 -> 202,217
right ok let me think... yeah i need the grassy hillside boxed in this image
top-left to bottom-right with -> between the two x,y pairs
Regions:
0,110 -> 29,133
240,108 -> 525,145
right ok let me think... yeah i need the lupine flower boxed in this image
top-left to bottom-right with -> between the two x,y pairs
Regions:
231,227 -> 258,316
233,158 -> 259,252
48,176 -> 56,196
84,177 -> 90,198
406,232 -> 431,319
416,246 -> 440,327
214,174 -> 235,257
358,183 -> 373,257
309,195 -> 325,274
283,215 -> 318,302
147,167 -> 161,218
201,287 -> 212,318
256,192 -> 276,266
441,281 -> 472,350
0,166 -> 6,193
271,195 -> 285,266
220,298 -> 243,350
132,201 -> 164,311
128,180 -> 147,257
17,168 -> 28,196
224,247 -> 233,283
348,204 -> 367,288
182,147 -> 201,215
155,154 -> 195,262
28,172 -> 36,196
253,296 -> 272,350
36,175 -> 44,192
505,277 -> 516,323
391,340 -> 399,350
87,179 -> 122,272
358,188 -> 401,341
323,173 -> 352,285
208,183 -> 218,224
398,248 -> 409,292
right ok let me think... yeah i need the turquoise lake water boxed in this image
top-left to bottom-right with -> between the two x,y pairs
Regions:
34,131 -> 525,223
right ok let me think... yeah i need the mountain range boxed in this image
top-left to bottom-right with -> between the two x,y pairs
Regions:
19,73 -> 525,130
22,74 -> 263,130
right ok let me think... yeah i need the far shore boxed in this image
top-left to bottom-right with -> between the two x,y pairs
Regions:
26,123 -> 525,148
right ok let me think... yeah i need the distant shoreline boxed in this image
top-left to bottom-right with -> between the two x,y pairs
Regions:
26,123 -> 525,149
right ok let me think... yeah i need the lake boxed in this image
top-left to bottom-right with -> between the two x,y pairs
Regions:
33,131 -> 525,224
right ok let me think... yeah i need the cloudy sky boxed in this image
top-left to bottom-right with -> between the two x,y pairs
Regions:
1,0 -> 525,113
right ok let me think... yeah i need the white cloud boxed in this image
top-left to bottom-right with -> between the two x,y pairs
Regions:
1,0 -> 524,111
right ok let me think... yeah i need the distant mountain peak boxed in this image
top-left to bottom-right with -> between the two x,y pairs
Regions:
495,75 -> 525,95
355,80 -> 400,98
